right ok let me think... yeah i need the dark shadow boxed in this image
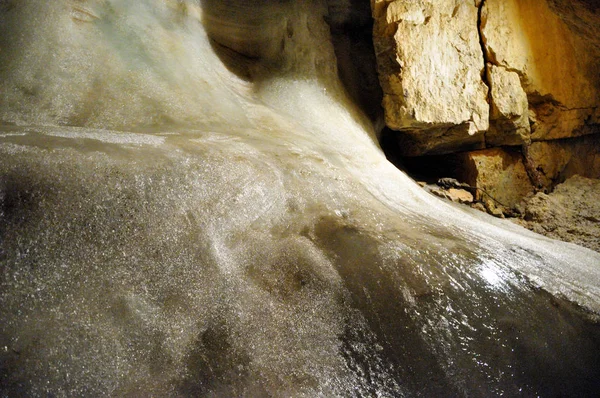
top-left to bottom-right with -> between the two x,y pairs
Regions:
199,0 -> 385,131
379,126 -> 467,184
326,0 -> 385,130
379,127 -> 406,171
199,0 -> 290,81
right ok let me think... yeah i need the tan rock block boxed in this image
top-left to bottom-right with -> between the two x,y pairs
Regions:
373,0 -> 489,155
457,148 -> 534,209
486,65 -> 530,146
447,188 -> 474,204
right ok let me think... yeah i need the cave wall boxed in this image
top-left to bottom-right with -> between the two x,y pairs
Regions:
372,0 -> 489,155
372,0 -> 600,207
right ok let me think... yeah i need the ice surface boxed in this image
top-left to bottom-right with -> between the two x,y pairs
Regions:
1,1 -> 599,396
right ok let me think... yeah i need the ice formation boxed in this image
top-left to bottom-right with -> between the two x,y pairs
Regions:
1,1 -> 599,396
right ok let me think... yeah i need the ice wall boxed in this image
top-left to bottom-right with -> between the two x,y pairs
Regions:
1,1 -> 599,396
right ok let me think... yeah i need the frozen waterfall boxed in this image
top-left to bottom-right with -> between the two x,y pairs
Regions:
1,1 -> 599,396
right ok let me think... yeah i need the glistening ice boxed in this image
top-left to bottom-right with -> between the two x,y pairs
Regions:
1,1 -> 599,396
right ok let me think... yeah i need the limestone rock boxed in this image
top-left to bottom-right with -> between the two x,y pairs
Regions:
481,0 -> 600,141
456,148 -> 533,210
529,104 -> 600,142
429,185 -> 450,200
437,177 -> 472,191
370,0 -> 600,222
426,180 -> 474,204
514,176 -> 600,253
546,0 -> 600,56
483,198 -> 505,218
486,65 -> 530,146
526,134 -> 600,189
372,0 -> 489,155
395,122 -> 485,156
470,201 -> 486,213
447,188 -> 474,204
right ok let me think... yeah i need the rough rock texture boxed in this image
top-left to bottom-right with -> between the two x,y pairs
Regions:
514,176 -> 600,253
447,188 -> 474,204
456,148 -> 534,211
374,0 -> 600,221
527,134 -> 600,189
481,0 -> 600,142
547,0 -> 600,55
372,0 -> 489,155
486,65 -> 530,146
428,185 -> 474,204
373,0 -> 600,155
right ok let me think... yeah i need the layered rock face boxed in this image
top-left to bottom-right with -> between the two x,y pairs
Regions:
373,0 -> 600,207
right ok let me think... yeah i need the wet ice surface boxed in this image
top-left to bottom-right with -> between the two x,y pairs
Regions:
1,0 -> 600,396
2,125 -> 600,397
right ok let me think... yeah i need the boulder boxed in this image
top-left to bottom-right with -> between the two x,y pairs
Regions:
455,148 -> 533,210
372,0 -> 489,155
447,188 -> 474,204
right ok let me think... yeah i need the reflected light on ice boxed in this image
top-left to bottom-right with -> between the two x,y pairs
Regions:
0,1 -> 599,396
